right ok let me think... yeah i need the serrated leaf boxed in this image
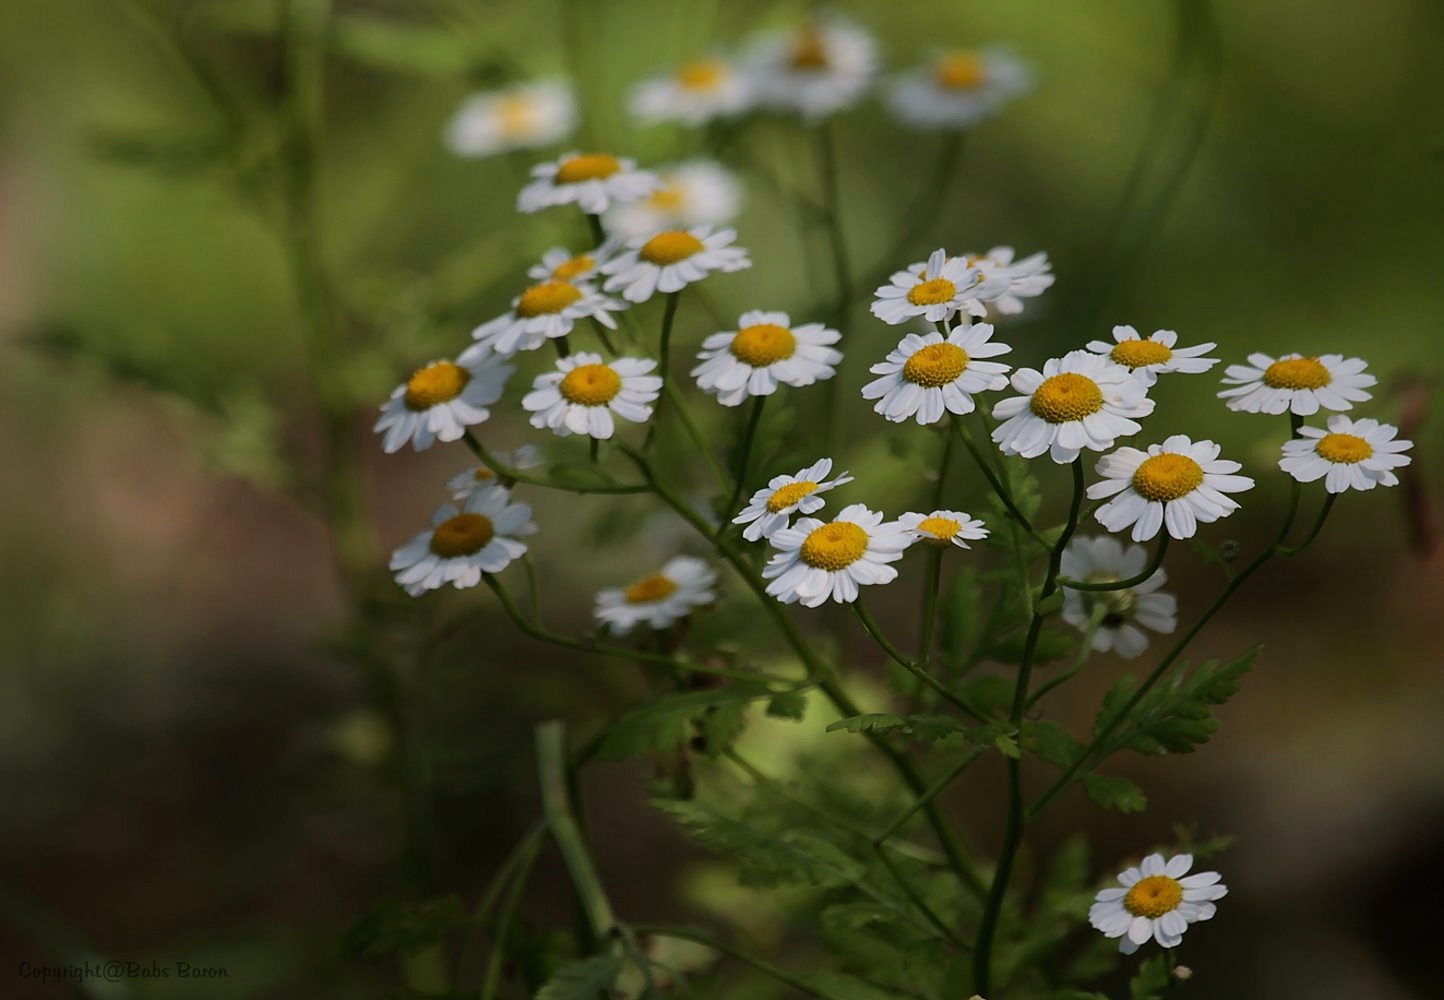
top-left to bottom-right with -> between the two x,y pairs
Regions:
765,689 -> 807,719
596,683 -> 771,761
655,801 -> 865,889
699,700 -> 749,757
1082,774 -> 1148,814
1128,954 -> 1172,1000
1095,648 -> 1259,757
994,732 -> 1021,758
825,713 -> 969,742
535,954 -> 625,1000
1022,721 -> 1085,769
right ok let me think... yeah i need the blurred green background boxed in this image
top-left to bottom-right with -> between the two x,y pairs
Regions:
2,0 -> 1442,997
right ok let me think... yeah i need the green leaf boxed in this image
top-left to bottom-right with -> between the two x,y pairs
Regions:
765,689 -> 807,720
954,675 -> 1014,716
699,700 -> 749,757
1095,648 -> 1259,757
984,627 -> 1074,666
596,684 -> 771,761
343,896 -> 466,962
655,801 -> 865,889
994,732 -> 1021,758
1082,774 -> 1148,814
1035,590 -> 1065,616
825,713 -> 969,742
1021,721 -> 1085,769
1128,954 -> 1172,1000
535,954 -> 625,1000
547,463 -> 631,490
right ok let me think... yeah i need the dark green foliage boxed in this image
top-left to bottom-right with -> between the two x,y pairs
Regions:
825,713 -> 970,742
655,800 -> 866,890
1094,648 -> 1259,756
1081,774 -> 1148,814
343,896 -> 467,962
595,682 -> 774,760
1128,955 -> 1173,1000
765,688 -> 809,719
534,954 -> 626,1000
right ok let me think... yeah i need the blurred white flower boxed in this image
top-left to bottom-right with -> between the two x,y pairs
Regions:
886,48 -> 1031,130
516,151 -> 661,215
445,80 -> 575,157
630,56 -> 755,126
746,17 -> 878,121
595,556 -> 717,634
1061,535 -> 1176,659
604,160 -> 743,241
447,445 -> 544,499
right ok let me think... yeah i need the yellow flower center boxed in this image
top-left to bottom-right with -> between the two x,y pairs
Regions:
639,230 -> 705,266
1316,432 -> 1374,464
473,468 -> 496,481
676,58 -> 726,91
731,323 -> 797,367
902,342 -> 970,388
907,277 -> 958,307
429,513 -> 495,558
1111,339 -> 1174,369
647,184 -> 685,211
1123,875 -> 1184,919
1262,356 -> 1331,390
917,515 -> 961,542
559,364 -> 623,406
1029,373 -> 1104,423
404,361 -> 471,411
624,573 -> 678,604
551,254 -> 594,281
767,480 -> 818,513
516,281 -> 584,318
935,51 -> 986,90
789,25 -> 830,70
555,153 -> 622,184
800,522 -> 869,570
495,94 -> 537,138
1132,453 -> 1205,502
1085,573 -> 1137,625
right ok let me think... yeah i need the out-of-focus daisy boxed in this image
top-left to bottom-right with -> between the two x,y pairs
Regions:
375,350 -> 514,454
748,17 -> 878,121
447,445 -> 544,499
1086,326 -> 1219,387
898,510 -> 988,549
967,246 -> 1054,316
861,324 -> 1012,424
763,504 -> 910,607
594,556 -> 718,634
691,310 -> 841,407
1090,853 -> 1227,955
444,80 -> 575,158
615,936 -> 719,1000
991,350 -> 1154,463
604,160 -> 743,242
1061,536 -> 1177,659
886,48 -> 1032,130
601,225 -> 751,304
516,151 -> 661,216
390,489 -> 536,596
1279,415 -> 1413,493
871,248 -> 985,326
468,280 -> 624,357
1218,352 -> 1376,416
629,56 -> 754,126
734,458 -> 853,541
522,353 -> 661,439
526,240 -> 621,284
1089,435 -> 1255,541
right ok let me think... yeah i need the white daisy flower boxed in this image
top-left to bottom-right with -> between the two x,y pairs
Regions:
601,225 -> 751,304
897,510 -> 988,549
603,160 -> 743,242
886,48 -> 1032,131
1089,435 -> 1256,541
747,17 -> 878,121
516,151 -> 661,216
1217,352 -> 1376,416
870,248 -> 986,326
991,350 -> 1155,464
1089,853 -> 1227,955
629,56 -> 754,126
1060,536 -> 1177,659
734,458 -> 854,542
861,323 -> 1012,425
522,352 -> 662,440
1279,415 -> 1413,493
964,246 -> 1054,316
525,240 -> 622,284
444,80 -> 576,158
467,280 -> 625,358
446,445 -> 544,499
1086,326 -> 1219,387
594,556 -> 718,634
375,349 -> 514,454
691,310 -> 841,407
763,504 -> 910,607
390,489 -> 537,596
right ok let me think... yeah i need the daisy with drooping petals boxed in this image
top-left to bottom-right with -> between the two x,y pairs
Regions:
594,556 -> 718,634
991,350 -> 1154,464
1279,415 -> 1413,493
1061,536 -> 1177,659
601,225 -> 751,304
886,48 -> 1032,131
748,17 -> 878,121
516,152 -> 661,216
522,353 -> 662,440
871,248 -> 985,326
447,445 -> 544,499
1217,352 -> 1376,416
861,324 -> 1012,424
763,504 -> 910,607
1086,326 -> 1219,387
1090,853 -> 1227,955
1089,435 -> 1255,541
468,280 -> 625,357
898,510 -> 988,549
604,161 -> 743,242
629,56 -> 755,126
526,241 -> 621,284
444,80 -> 576,158
966,246 -> 1054,317
734,458 -> 853,542
691,310 -> 841,406
375,349 -> 514,454
390,489 -> 537,596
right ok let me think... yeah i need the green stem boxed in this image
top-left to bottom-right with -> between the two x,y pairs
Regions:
536,722 -> 616,944
627,924 -> 837,999
589,316 -> 619,355
953,416 -> 1049,547
720,394 -> 767,526
853,602 -> 986,723
477,828 -> 545,1000
585,212 -> 606,247
463,431 -> 647,494
816,122 -> 853,313
1278,493 -> 1336,556
1059,534 -> 1170,590
1026,606 -> 1105,710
